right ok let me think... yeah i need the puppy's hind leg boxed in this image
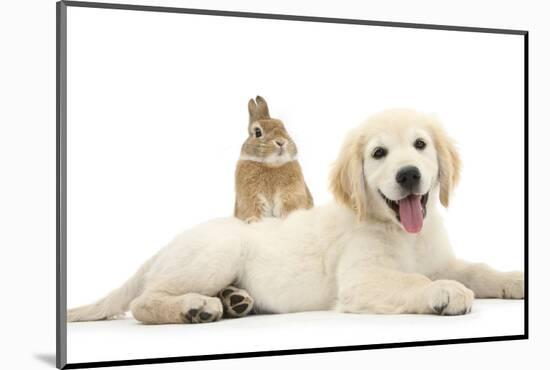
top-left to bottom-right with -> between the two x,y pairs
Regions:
129,258 -> 239,324
129,224 -> 248,324
130,291 -> 224,324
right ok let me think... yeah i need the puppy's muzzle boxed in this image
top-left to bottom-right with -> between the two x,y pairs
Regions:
396,166 -> 421,191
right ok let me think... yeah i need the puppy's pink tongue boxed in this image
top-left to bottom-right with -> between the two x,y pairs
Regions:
399,195 -> 423,233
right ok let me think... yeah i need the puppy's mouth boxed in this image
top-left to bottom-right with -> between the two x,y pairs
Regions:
379,191 -> 429,234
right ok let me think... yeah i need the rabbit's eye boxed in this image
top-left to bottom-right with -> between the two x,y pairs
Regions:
254,127 -> 262,138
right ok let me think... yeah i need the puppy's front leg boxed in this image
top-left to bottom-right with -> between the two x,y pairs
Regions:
337,265 -> 474,315
430,259 -> 524,299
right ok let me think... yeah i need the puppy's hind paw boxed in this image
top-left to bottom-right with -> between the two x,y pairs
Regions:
180,294 -> 223,324
218,286 -> 254,318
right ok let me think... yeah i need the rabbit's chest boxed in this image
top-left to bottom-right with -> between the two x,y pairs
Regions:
257,193 -> 284,218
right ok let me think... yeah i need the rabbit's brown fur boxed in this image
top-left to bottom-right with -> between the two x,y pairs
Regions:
234,96 -> 313,223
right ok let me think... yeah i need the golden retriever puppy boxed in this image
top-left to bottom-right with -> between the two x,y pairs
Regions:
68,109 -> 523,324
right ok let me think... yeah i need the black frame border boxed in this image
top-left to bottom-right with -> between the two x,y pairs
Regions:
56,1 -> 529,369
56,1 -> 67,369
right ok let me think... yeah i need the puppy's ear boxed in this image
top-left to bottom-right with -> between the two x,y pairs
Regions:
330,132 -> 368,221
431,124 -> 461,207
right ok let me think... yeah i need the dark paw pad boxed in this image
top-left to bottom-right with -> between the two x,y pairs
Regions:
432,303 -> 448,315
182,307 -> 218,324
230,295 -> 245,305
232,303 -> 249,314
218,286 -> 254,318
431,291 -> 451,315
220,289 -> 234,299
199,312 -> 212,321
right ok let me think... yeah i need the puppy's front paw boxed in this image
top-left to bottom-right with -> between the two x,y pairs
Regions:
426,280 -> 474,315
499,271 -> 524,299
218,286 -> 254,318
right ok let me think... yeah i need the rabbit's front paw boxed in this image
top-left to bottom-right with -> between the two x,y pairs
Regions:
245,216 -> 261,224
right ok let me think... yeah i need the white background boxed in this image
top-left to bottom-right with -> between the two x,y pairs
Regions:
0,0 -> 547,369
64,5 -> 525,363
67,5 -> 524,311
64,4 -> 526,362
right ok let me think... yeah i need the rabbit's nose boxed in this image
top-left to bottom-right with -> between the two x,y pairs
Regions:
275,140 -> 286,147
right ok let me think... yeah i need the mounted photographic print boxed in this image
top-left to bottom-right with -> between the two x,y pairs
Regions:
57,1 -> 528,368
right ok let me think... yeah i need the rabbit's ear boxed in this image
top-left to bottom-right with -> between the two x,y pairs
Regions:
248,98 -> 257,124
248,96 -> 270,124
255,96 -> 270,120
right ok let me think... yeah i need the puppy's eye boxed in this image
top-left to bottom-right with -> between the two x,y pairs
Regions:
254,128 -> 262,138
372,147 -> 387,159
414,139 -> 426,150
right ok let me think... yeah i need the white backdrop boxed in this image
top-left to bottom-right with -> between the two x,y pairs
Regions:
2,0 -> 547,369
67,6 -> 524,311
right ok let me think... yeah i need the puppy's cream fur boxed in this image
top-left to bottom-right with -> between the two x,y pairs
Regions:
68,109 -> 523,324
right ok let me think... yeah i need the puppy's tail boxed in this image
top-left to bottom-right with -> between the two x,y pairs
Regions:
67,255 -> 157,322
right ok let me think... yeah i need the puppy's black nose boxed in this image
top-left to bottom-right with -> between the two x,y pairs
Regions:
396,166 -> 421,190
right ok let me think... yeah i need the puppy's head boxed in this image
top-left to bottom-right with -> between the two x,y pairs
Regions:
330,109 -> 461,233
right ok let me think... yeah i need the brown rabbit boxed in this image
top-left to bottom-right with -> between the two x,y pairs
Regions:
234,96 -> 314,223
